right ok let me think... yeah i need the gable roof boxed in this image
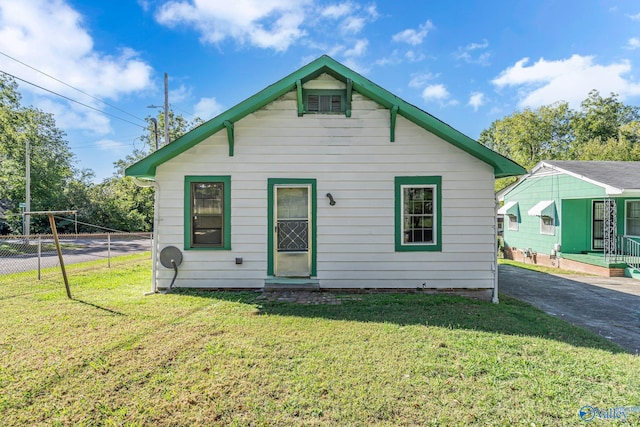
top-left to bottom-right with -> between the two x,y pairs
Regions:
125,55 -> 525,179
531,160 -> 640,195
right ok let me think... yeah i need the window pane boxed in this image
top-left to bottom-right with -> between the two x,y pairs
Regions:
628,202 -> 640,236
541,216 -> 554,235
277,187 -> 308,219
403,186 -> 434,244
191,182 -> 224,247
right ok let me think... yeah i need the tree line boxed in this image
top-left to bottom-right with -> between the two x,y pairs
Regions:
0,73 -> 202,235
479,90 -> 640,189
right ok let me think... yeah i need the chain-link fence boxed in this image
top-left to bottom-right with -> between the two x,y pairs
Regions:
0,233 -> 152,278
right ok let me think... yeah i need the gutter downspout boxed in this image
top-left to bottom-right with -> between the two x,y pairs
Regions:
133,177 -> 159,294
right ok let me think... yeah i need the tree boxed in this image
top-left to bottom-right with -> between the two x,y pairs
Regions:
96,110 -> 205,232
478,101 -> 574,171
480,91 -> 640,190
572,90 -> 640,145
0,73 -> 78,234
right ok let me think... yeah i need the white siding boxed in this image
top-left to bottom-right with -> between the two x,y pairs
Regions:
154,81 -> 496,290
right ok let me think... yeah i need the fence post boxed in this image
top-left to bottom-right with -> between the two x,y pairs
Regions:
107,233 -> 111,268
37,235 -> 41,280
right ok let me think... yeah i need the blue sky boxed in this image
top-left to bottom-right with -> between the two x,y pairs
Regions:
1,0 -> 640,181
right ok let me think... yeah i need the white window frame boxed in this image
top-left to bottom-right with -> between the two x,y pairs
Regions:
507,214 -> 518,231
625,200 -> 640,237
400,184 -> 437,246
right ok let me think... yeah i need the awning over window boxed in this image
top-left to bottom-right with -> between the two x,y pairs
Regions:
497,201 -> 519,216
528,200 -> 555,217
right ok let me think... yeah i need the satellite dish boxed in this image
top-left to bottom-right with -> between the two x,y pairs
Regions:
159,246 -> 183,269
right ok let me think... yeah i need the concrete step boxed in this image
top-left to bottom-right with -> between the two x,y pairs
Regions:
264,277 -> 320,291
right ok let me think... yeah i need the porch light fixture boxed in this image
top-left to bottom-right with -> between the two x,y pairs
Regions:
326,193 -> 336,206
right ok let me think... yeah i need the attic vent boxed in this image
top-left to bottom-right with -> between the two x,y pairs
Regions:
304,90 -> 345,113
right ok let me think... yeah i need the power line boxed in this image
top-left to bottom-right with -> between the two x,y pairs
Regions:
0,69 -> 147,130
0,50 -> 148,124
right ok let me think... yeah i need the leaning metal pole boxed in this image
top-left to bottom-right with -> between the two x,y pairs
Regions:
603,198 -> 617,263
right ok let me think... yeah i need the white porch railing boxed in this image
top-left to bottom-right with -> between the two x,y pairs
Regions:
615,235 -> 640,270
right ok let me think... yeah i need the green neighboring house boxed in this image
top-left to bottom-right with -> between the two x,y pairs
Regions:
499,160 -> 640,277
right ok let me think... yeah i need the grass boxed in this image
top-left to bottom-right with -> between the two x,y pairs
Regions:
498,258 -> 596,276
1,254 -> 639,426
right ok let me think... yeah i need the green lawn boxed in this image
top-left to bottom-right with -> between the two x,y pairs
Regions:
1,254 -> 638,426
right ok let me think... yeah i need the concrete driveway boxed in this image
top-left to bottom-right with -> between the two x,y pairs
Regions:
499,264 -> 640,355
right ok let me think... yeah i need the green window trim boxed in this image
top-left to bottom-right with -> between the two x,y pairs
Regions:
395,176 -> 442,252
267,178 -> 317,276
184,175 -> 231,250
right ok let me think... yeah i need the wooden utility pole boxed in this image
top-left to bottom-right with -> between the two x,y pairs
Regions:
24,210 -> 76,299
164,72 -> 170,145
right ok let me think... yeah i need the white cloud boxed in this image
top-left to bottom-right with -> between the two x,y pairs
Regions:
468,92 -> 485,111
408,72 -> 437,89
342,16 -> 365,34
155,0 -> 310,52
95,138 -> 130,152
405,51 -> 425,63
629,12 -> 640,20
169,84 -> 192,104
455,39 -> 490,65
492,55 -> 640,107
321,4 -> 351,19
627,37 -> 640,50
0,0 -> 153,134
36,98 -> 111,134
344,39 -> 368,58
392,20 -> 434,46
375,51 -> 402,66
422,84 -> 450,101
193,97 -> 224,120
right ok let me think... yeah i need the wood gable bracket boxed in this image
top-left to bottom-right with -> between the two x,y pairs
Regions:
345,78 -> 353,118
223,120 -> 234,156
390,105 -> 399,142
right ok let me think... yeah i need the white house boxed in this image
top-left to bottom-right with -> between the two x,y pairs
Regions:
126,56 -> 525,301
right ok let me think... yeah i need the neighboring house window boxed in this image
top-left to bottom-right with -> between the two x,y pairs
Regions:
184,176 -> 231,250
395,176 -> 442,252
507,214 -> 518,231
304,90 -> 345,113
626,200 -> 640,236
540,216 -> 555,235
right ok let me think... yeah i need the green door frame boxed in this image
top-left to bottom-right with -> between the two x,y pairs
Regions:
267,178 -> 317,277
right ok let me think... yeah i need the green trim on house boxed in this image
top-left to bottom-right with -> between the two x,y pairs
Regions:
223,121 -> 234,157
394,176 -> 442,252
390,105 -> 399,142
267,178 -> 317,277
296,80 -> 304,117
345,78 -> 353,117
183,175 -> 231,250
125,55 -> 525,180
